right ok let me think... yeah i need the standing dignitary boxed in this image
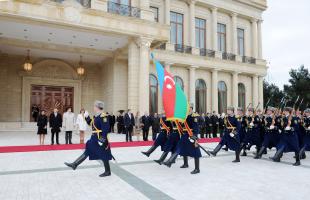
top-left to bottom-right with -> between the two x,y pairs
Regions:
151,113 -> 161,141
65,100 -> 113,177
37,110 -> 48,145
141,112 -> 151,141
211,111 -> 219,138
49,108 -> 62,145
76,108 -> 88,144
63,107 -> 75,144
124,109 -> 135,142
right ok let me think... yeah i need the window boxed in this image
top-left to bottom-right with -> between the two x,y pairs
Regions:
149,74 -> 158,114
238,83 -> 246,111
195,79 -> 207,114
173,76 -> 184,90
170,12 -> 183,45
218,81 -> 227,114
195,18 -> 206,49
237,28 -> 245,56
150,6 -> 159,22
217,23 -> 226,52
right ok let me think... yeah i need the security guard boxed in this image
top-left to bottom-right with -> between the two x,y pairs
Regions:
209,106 -> 242,162
64,100 -> 113,177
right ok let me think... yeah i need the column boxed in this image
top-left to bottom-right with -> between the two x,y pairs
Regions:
164,0 -> 170,25
258,76 -> 264,109
128,40 -> 139,112
251,18 -> 258,58
231,13 -> 238,55
252,74 -> 259,107
211,7 -> 218,51
189,0 -> 196,47
232,72 -> 239,109
211,69 -> 218,113
257,20 -> 263,59
189,66 -> 196,109
138,37 -> 152,114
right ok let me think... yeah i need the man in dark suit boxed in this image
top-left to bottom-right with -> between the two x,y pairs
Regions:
110,113 -> 116,133
141,112 -> 151,141
151,113 -> 160,141
49,108 -> 62,145
211,111 -> 219,138
124,109 -> 135,142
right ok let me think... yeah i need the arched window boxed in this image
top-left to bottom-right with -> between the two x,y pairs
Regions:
173,76 -> 184,90
149,74 -> 158,114
195,79 -> 206,114
238,83 -> 246,111
218,81 -> 227,114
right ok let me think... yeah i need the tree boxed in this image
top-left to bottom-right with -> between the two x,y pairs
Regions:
263,80 -> 284,108
283,65 -> 310,110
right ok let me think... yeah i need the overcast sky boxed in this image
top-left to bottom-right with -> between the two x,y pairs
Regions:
262,0 -> 310,89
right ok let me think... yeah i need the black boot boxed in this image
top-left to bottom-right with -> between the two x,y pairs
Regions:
141,145 -> 157,157
180,156 -> 189,168
293,152 -> 301,166
64,152 -> 87,170
299,147 -> 306,160
154,152 -> 169,165
191,158 -> 200,174
270,147 -> 284,162
232,150 -> 240,163
163,152 -> 179,168
99,160 -> 111,177
241,147 -> 247,156
254,146 -> 266,159
209,144 -> 222,156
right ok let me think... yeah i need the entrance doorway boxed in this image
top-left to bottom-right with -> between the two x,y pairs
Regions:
30,85 -> 74,122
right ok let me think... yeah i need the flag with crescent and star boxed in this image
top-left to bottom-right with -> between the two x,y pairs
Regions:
151,53 -> 189,122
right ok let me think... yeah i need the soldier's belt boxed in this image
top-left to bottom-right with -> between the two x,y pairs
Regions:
226,127 -> 236,130
92,130 -> 102,133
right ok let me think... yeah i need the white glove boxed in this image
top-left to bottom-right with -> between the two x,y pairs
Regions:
285,126 -> 291,131
84,111 -> 89,118
250,122 -> 254,127
230,133 -> 235,138
307,127 -> 310,131
269,125 -> 274,130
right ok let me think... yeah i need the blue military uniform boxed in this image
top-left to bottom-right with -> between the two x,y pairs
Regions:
189,113 -> 200,137
85,113 -> 112,161
300,115 -> 310,156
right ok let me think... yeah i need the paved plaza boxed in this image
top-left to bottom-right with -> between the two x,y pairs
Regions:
0,131 -> 310,200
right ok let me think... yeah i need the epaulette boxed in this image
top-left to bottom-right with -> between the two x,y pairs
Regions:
192,113 -> 200,117
100,113 -> 107,118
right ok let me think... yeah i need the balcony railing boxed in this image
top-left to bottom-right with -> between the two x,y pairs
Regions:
107,1 -> 140,18
242,56 -> 256,64
52,0 -> 91,8
174,44 -> 192,54
200,49 -> 215,58
222,52 -> 236,61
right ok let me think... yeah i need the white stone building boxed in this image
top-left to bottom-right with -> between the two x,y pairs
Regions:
0,0 -> 267,126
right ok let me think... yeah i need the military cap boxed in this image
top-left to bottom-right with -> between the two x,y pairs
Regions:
304,108 -> 310,113
283,107 -> 293,112
267,106 -> 275,112
227,106 -> 234,111
94,100 -> 104,110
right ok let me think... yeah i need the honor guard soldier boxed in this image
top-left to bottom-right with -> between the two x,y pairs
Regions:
209,106 -> 242,162
299,108 -> 310,161
254,106 -> 280,159
294,109 -> 306,159
191,111 -> 200,137
142,113 -> 171,157
236,107 -> 247,156
64,100 -> 113,177
270,107 -> 300,166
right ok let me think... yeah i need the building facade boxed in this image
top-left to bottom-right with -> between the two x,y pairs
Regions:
0,0 -> 267,125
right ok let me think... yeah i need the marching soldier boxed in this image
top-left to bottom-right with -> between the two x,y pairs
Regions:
254,106 -> 280,159
142,113 -> 171,157
209,106 -> 242,162
64,100 -> 113,177
299,108 -> 310,161
270,107 -> 300,166
236,107 -> 247,156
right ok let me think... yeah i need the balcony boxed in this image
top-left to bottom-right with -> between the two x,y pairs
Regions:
52,0 -> 91,8
107,1 -> 140,18
222,52 -> 236,61
200,49 -> 215,58
242,56 -> 256,64
174,44 -> 192,54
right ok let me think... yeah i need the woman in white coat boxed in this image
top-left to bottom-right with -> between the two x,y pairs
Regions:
63,107 -> 75,144
76,108 -> 88,144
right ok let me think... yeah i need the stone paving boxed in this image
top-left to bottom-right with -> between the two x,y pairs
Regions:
0,131 -> 310,200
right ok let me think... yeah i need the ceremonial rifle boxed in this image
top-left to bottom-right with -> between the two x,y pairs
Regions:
263,98 -> 271,114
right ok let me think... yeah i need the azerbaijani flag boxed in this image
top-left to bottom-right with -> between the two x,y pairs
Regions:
151,53 -> 189,122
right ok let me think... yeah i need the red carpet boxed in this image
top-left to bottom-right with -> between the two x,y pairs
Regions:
0,138 -> 220,154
